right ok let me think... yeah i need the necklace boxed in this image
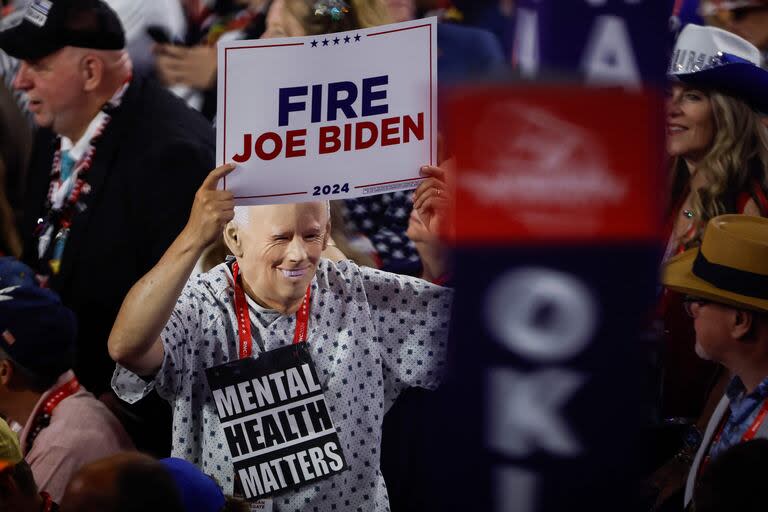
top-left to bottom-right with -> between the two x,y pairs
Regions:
25,376 -> 80,451
34,80 -> 130,276
34,114 -> 111,275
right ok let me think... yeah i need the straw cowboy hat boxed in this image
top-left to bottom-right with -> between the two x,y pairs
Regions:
669,24 -> 768,114
663,215 -> 768,313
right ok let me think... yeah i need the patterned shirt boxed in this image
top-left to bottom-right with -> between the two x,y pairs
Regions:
112,259 -> 452,511
709,376 -> 768,461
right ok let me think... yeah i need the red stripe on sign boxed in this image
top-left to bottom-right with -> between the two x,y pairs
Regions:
429,23 -> 433,165
366,23 -> 433,37
445,85 -> 665,244
229,42 -> 305,50
223,48 -> 228,188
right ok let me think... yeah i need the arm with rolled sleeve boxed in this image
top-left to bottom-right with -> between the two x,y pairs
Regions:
108,164 -> 235,392
112,280 -> 205,403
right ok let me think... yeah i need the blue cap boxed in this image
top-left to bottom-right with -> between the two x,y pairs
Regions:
0,257 -> 76,379
160,458 -> 226,512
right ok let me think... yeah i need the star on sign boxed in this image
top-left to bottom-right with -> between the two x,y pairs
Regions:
333,37 -> 340,45
322,39 -> 329,46
344,35 -> 351,43
311,40 -> 318,47
354,34 -> 361,42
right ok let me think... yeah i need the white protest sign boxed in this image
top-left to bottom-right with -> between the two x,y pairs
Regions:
216,17 -> 438,205
206,345 -> 348,500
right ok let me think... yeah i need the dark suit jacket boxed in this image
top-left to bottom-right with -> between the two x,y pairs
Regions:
21,76 -> 214,394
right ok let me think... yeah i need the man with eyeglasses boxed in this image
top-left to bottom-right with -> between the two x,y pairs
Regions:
701,1 -> 768,53
662,214 -> 768,508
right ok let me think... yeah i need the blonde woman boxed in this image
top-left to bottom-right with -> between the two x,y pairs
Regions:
666,86 -> 768,255
666,26 -> 768,259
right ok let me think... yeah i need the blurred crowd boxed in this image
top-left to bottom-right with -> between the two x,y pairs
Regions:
0,0 -> 768,511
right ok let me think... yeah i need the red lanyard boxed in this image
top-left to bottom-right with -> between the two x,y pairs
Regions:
40,491 -> 54,512
231,261 -> 311,359
42,377 -> 80,415
700,398 -> 768,475
25,376 -> 80,451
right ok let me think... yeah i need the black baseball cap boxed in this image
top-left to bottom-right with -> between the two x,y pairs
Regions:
0,0 -> 125,61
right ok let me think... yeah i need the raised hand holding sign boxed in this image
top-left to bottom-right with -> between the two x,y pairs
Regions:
413,165 -> 450,237
182,163 -> 237,249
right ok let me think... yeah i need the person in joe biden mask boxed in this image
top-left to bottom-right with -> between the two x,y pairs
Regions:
108,160 -> 453,511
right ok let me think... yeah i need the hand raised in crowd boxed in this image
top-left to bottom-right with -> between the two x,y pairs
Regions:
412,165 -> 451,236
154,44 -> 218,90
181,164 -> 236,249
